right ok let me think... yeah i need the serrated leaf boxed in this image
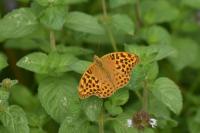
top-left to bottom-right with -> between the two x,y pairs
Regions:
0,90 -> 10,108
0,53 -> 8,70
169,38 -> 199,71
70,60 -> 91,74
17,52 -> 78,74
36,0 -> 87,6
125,43 -> 175,62
109,0 -> 135,8
151,77 -> 183,115
59,117 -> 90,133
0,105 -> 29,133
109,89 -> 129,106
57,45 -> 93,55
129,62 -> 158,91
111,113 -> 138,133
110,14 -> 134,35
38,75 -> 81,123
65,12 -> 105,35
40,6 -> 67,30
81,97 -> 103,122
148,94 -> 177,128
0,8 -> 38,41
149,94 -> 170,118
140,25 -> 171,45
104,101 -> 123,116
141,0 -> 179,24
27,108 -> 49,128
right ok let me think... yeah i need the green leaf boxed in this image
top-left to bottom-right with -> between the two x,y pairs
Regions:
0,125 -> 9,133
0,53 -> 8,70
104,101 -> 123,116
149,94 -> 170,118
40,6 -> 67,30
109,89 -> 129,106
36,0 -> 87,6
30,128 -> 46,133
0,90 -> 10,108
187,108 -> 200,133
141,0 -> 179,24
110,14 -> 134,35
65,12 -> 105,35
125,43 -> 176,62
17,52 -> 78,74
81,97 -> 103,122
59,117 -> 90,133
151,77 -> 183,115
148,94 -> 178,128
169,38 -> 199,70
182,0 -> 200,9
70,60 -> 91,74
129,62 -> 159,91
110,113 -> 138,133
188,117 -> 200,133
0,8 -> 38,41
57,45 -> 93,55
140,25 -> 171,45
109,0 -> 135,8
0,105 -> 29,133
38,75 -> 81,123
27,108 -> 49,128
10,84 -> 39,111
4,38 -> 42,50
194,108 -> 200,123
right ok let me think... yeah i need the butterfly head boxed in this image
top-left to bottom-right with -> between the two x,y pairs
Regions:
94,55 -> 103,67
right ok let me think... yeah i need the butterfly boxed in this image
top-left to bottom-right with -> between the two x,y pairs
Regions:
78,52 -> 139,99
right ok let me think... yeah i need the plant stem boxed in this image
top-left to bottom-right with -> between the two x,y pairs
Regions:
50,30 -> 56,51
142,79 -> 148,111
101,0 -> 118,51
134,0 -> 143,31
99,108 -> 104,133
107,27 -> 118,51
135,90 -> 143,102
101,0 -> 107,17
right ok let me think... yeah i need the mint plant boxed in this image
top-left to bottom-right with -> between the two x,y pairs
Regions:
0,0 -> 199,133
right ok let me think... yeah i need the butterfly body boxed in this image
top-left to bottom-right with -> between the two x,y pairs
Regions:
78,52 -> 139,99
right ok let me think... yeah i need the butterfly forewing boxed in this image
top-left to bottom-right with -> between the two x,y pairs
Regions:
78,52 -> 139,99
101,52 -> 139,89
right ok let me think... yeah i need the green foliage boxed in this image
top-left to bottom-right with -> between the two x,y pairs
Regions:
39,6 -> 67,30
65,12 -> 105,35
0,105 -> 29,133
141,0 -> 179,24
0,0 -> 199,133
0,8 -> 37,41
151,77 -> 182,115
17,52 -> 78,74
38,75 -> 80,123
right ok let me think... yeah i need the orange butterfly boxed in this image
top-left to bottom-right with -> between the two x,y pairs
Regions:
78,52 -> 139,99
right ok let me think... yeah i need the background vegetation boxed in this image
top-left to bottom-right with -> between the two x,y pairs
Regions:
0,0 -> 200,133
